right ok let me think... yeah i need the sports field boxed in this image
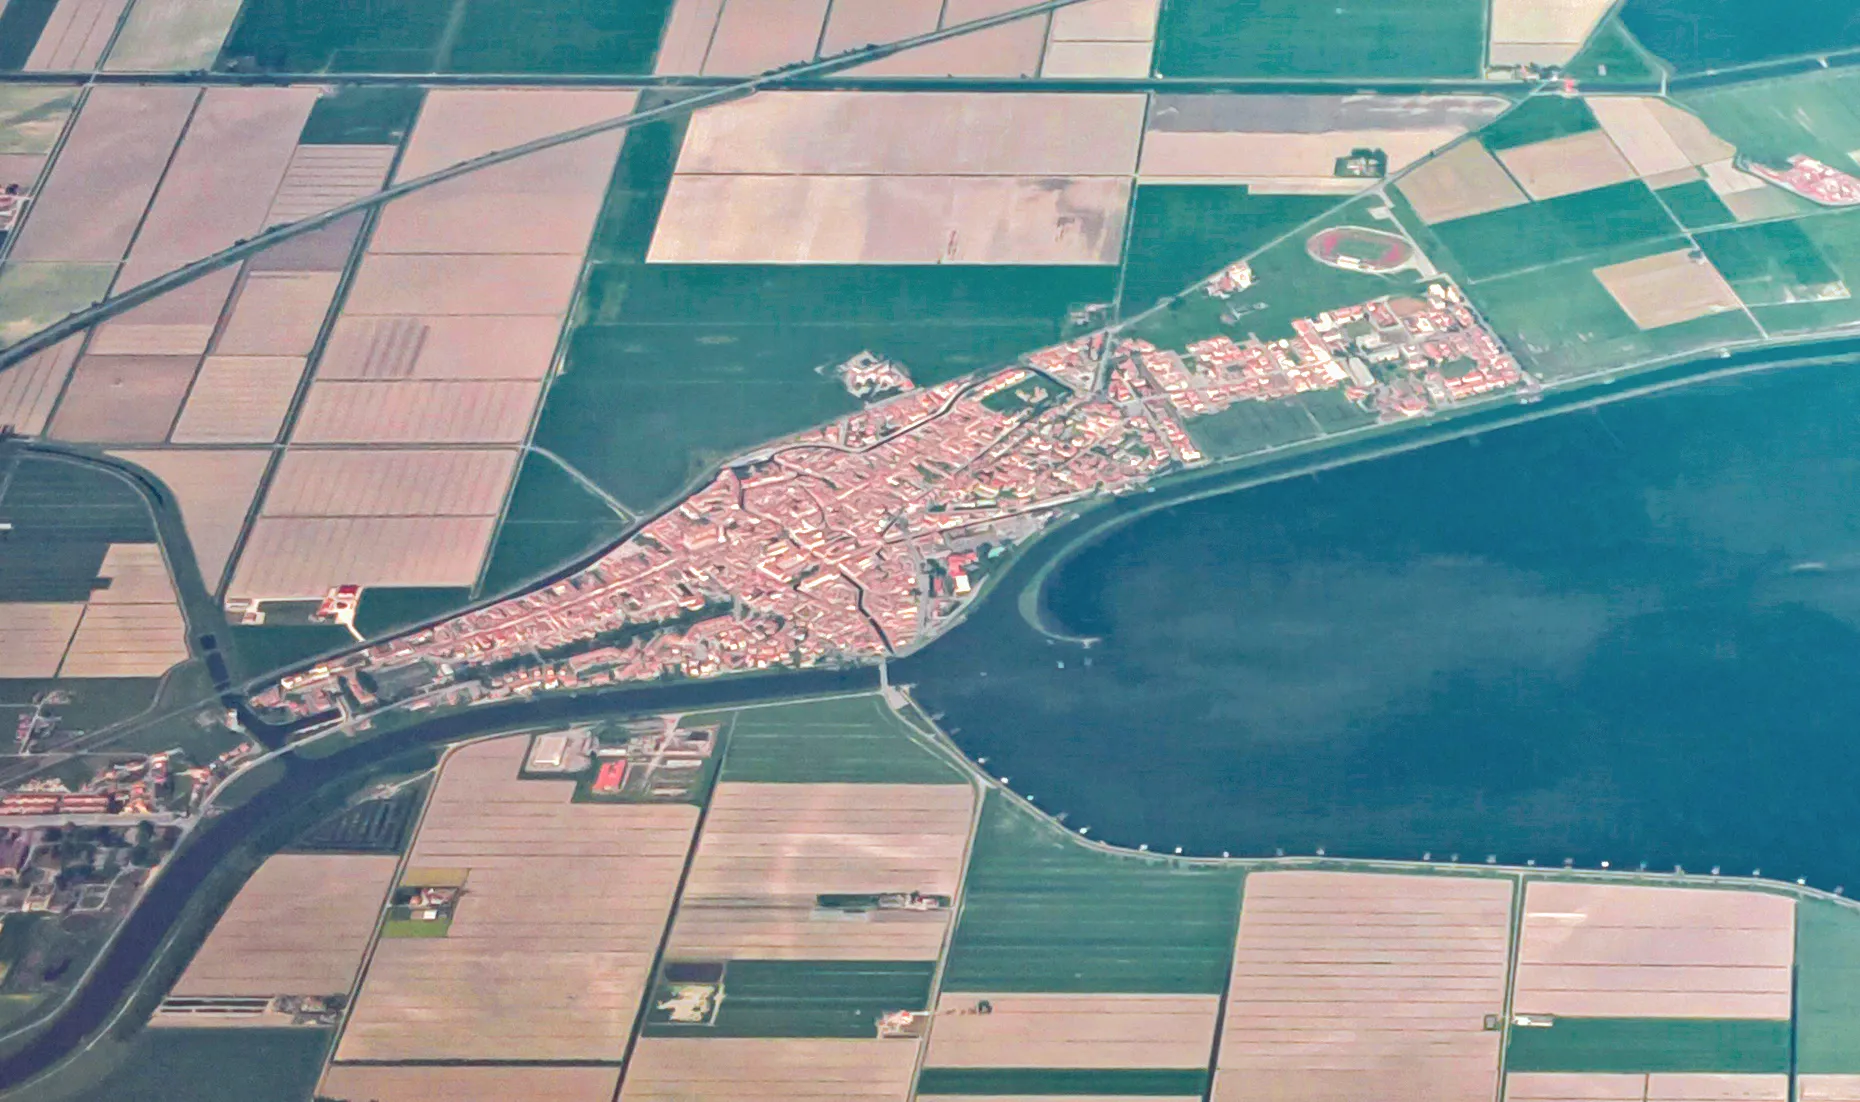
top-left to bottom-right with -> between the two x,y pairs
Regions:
1153,0 -> 1484,78
941,792 -> 1242,993
717,695 -> 966,785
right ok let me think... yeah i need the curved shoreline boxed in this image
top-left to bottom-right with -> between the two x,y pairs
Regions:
1015,336 -> 1860,643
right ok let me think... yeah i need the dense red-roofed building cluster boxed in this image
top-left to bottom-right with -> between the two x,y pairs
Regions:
1744,155 -> 1860,207
251,276 -> 1530,729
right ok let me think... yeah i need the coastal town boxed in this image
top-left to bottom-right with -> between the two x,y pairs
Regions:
252,267 -> 1530,730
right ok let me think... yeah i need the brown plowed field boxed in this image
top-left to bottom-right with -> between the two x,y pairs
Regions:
1211,871 -> 1513,1102
1513,882 -> 1794,1019
334,738 -> 699,1062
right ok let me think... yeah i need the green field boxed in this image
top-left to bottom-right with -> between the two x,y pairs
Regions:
1747,208 -> 1860,335
0,456 -> 157,601
352,587 -> 472,639
1562,18 -> 1668,86
1500,1017 -> 1791,1074
1415,181 -> 1682,283
14,1027 -> 330,1102
297,85 -> 422,145
0,86 -> 76,151
1657,180 -> 1737,231
1796,900 -> 1860,1073
0,262 -> 116,349
718,695 -> 967,785
1466,239 -> 1762,379
915,1067 -> 1210,1094
941,792 -> 1242,993
1119,187 -> 1338,314
1183,398 -> 1327,461
548,262 -> 1113,509
645,960 -> 934,1038
478,451 -> 628,597
1478,96 -> 1600,153
1153,0 -> 1484,78
1680,70 -> 1860,174
0,0 -> 56,70
1695,220 -> 1843,306
216,0 -> 674,73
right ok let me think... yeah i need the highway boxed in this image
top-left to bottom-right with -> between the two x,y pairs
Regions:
0,0 -> 1110,372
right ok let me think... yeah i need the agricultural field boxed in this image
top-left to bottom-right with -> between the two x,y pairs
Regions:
1621,0 -> 1860,72
1678,70 -> 1860,173
215,0 -> 676,74
1562,17 -> 1669,86
14,1027 -> 331,1102
329,736 -> 700,1066
715,695 -> 968,785
1153,0 -> 1485,78
941,791 -> 1242,993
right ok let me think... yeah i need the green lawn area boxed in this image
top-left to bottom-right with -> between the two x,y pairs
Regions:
1500,1017 -> 1791,1074
645,960 -> 935,1038
381,916 -> 451,938
1796,900 -> 1860,1073
1478,96 -> 1601,153
915,1067 -> 1210,1094
941,791 -> 1242,993
1679,70 -> 1860,174
1422,181 -> 1682,283
1183,397 -> 1325,461
1119,186 -> 1339,314
718,694 -> 968,785
216,0 -> 674,73
1154,0 -> 1484,78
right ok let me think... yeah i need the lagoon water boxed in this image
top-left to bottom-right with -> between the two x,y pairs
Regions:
901,361 -> 1860,890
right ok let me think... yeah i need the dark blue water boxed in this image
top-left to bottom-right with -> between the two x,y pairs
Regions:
901,361 -> 1860,890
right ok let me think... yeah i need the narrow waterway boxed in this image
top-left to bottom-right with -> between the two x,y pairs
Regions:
902,358 -> 1860,890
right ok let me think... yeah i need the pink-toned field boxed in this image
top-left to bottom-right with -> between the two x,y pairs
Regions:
115,87 -> 319,290
169,853 -> 398,997
47,354 -> 197,443
168,356 -> 306,444
370,136 -> 624,255
317,315 -> 565,380
110,448 -> 271,589
923,993 -> 1219,1069
702,0 -> 830,74
23,0 -> 128,70
8,86 -> 195,263
87,266 -> 240,358
819,0 -> 943,55
0,603 -> 84,677
855,0 -> 1049,76
228,515 -> 499,598
320,1065 -> 620,1102
1513,882 -> 1794,1019
212,271 -> 343,358
1211,871 -> 1513,1102
340,253 -> 585,316
263,144 -> 397,225
288,379 -> 541,444
0,336 -> 81,435
1505,1072 -> 1788,1102
393,89 -> 638,178
620,1037 -> 920,1101
335,738 -> 699,1062
261,449 -> 518,517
